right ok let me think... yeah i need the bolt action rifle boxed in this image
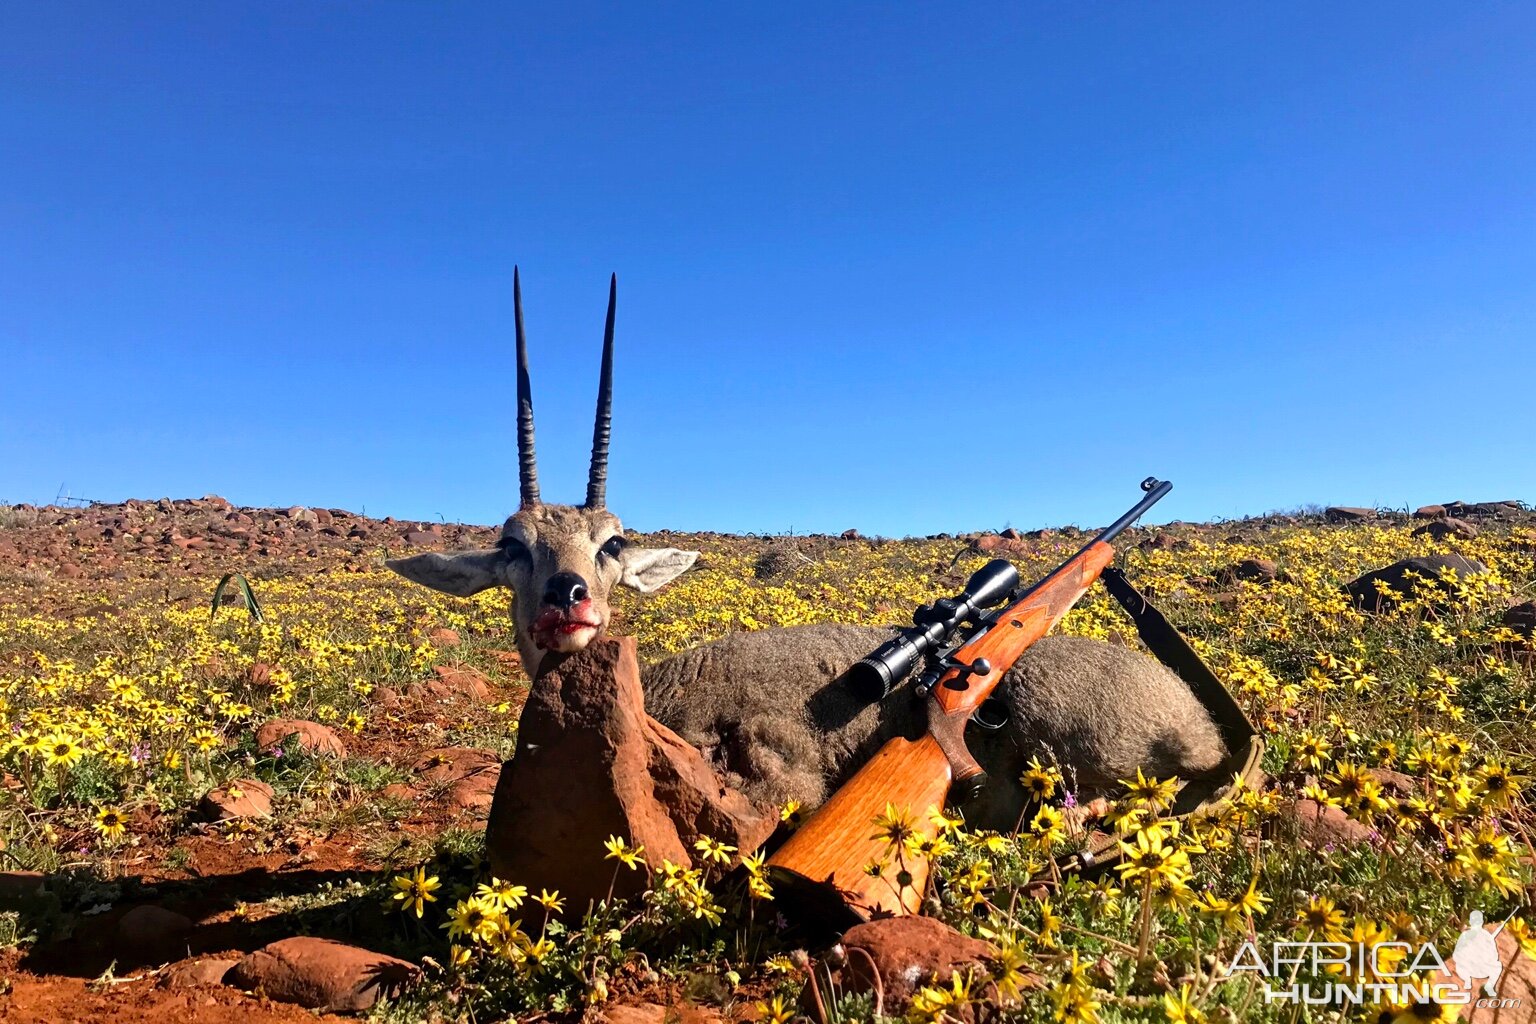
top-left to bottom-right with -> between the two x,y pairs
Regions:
765,477 -> 1173,924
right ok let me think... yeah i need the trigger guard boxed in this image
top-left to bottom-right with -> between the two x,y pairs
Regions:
969,696 -> 1010,731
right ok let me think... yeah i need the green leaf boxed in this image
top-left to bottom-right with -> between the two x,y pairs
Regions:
210,572 -> 265,624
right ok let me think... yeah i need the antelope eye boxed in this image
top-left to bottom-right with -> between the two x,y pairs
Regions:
600,535 -> 627,558
496,537 -> 529,560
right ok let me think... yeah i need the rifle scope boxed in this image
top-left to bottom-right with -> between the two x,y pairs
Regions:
845,559 -> 1019,703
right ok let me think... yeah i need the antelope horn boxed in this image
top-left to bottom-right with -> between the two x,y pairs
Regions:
514,267 -> 540,506
585,273 -> 616,509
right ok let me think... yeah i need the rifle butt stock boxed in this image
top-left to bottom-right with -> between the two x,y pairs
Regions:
766,733 -> 952,925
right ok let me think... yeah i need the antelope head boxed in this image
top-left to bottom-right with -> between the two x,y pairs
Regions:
386,269 -> 700,673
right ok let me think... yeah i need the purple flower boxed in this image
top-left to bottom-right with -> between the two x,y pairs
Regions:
1062,790 -> 1078,809
129,743 -> 150,765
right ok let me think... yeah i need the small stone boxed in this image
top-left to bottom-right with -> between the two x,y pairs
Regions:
117,905 -> 194,964
1325,506 -> 1376,523
1288,798 -> 1377,849
1503,601 -> 1536,639
598,1004 -> 723,1024
835,915 -> 1028,1011
1216,559 -> 1279,585
429,665 -> 492,700
227,936 -> 419,1013
0,871 -> 46,906
254,719 -> 345,757
403,531 -> 438,547
161,957 -> 238,988
840,528 -> 861,540
200,778 -> 274,820
972,534 -> 1029,556
411,747 -> 500,788
428,627 -> 461,648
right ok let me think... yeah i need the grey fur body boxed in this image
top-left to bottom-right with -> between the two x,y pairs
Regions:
642,623 -> 1228,831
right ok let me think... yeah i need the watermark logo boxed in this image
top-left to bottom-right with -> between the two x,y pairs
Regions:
1225,908 -> 1522,1012
1452,910 -> 1503,1000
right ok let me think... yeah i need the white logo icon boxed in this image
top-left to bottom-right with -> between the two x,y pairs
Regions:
1452,909 -> 1507,999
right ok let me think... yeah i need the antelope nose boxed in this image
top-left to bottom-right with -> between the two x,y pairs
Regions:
543,572 -> 589,609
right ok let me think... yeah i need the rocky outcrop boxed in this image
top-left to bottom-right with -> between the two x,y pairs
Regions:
1343,554 -> 1489,613
484,637 -> 776,912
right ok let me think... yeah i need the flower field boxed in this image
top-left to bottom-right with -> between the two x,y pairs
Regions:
0,499 -> 1532,1023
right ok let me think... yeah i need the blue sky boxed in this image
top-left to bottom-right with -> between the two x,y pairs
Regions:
2,3 -> 1533,536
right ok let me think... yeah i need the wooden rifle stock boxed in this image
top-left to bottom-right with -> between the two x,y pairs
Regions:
766,541 -> 1116,923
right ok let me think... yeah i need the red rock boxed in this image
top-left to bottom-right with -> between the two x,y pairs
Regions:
116,905 -> 193,964
1344,554 -> 1490,613
0,871 -> 46,906
971,534 -> 1029,556
428,664 -> 492,700
1287,798 -> 1377,849
373,685 -> 402,709
447,772 -> 500,812
835,915 -> 1021,1011
1412,518 -> 1480,541
485,637 -> 776,912
428,627 -> 461,648
1414,504 -> 1448,519
411,747 -> 500,787
598,1004 -> 723,1024
403,531 -> 438,547
1216,558 -> 1279,584
380,784 -> 415,801
200,778 -> 274,820
486,649 -> 523,670
1138,532 -> 1184,551
227,937 -> 419,1013
840,529 -> 860,540
1325,506 -> 1376,523
254,719 -> 345,757
1502,602 -> 1536,639
161,957 -> 238,988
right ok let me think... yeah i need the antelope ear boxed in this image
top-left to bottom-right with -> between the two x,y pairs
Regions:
618,547 -> 699,593
386,549 -> 506,597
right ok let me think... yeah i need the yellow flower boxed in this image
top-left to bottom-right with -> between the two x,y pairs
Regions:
779,798 -> 803,827
44,735 -> 85,767
389,866 -> 441,918
94,806 -> 128,841
603,835 -> 646,870
1162,984 -> 1205,1023
475,878 -> 527,911
871,802 -> 917,850
1297,895 -> 1345,939
535,888 -> 564,913
693,835 -> 736,865
444,897 -> 501,944
1020,757 -> 1060,801
1120,767 -> 1178,812
1117,828 -> 1191,885
756,995 -> 793,1024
